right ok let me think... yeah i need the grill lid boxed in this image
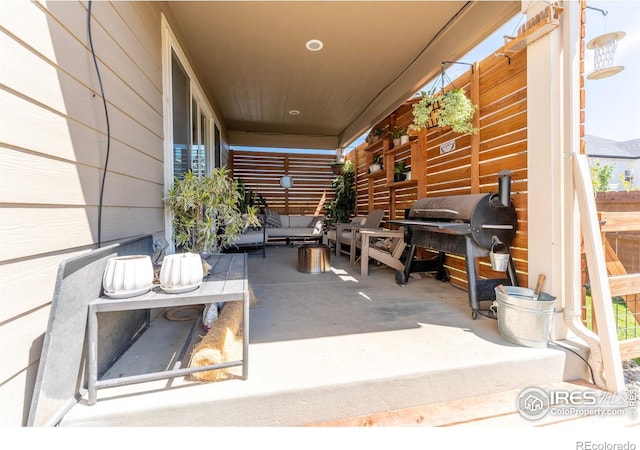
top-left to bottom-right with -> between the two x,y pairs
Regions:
409,193 -> 491,222
402,193 -> 517,249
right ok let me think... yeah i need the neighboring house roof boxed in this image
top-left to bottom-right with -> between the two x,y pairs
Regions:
585,134 -> 640,159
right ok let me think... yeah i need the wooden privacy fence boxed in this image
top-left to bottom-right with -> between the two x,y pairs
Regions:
592,191 -> 640,360
229,150 -> 336,215
346,42 -> 529,290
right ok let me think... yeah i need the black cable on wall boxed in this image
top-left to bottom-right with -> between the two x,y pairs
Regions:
88,0 -> 111,248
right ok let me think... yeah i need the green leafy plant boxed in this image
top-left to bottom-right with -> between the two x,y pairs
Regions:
394,160 -> 410,174
392,128 -> 406,139
392,160 -> 410,182
373,128 -> 384,136
164,168 -> 260,254
236,179 -> 268,214
410,88 -> 478,134
590,160 -> 615,192
327,160 -> 356,224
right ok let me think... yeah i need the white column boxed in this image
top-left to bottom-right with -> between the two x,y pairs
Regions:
525,1 -> 573,338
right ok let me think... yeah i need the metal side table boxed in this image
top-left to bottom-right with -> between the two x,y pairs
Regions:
87,253 -> 249,405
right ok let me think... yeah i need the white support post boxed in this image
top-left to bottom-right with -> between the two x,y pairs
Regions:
573,154 -> 625,393
525,1 -> 565,336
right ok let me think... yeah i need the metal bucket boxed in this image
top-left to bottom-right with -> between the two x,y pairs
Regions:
490,241 -> 510,272
494,286 -> 556,348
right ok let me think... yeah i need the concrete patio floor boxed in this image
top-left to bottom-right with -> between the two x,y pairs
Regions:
58,244 -> 595,427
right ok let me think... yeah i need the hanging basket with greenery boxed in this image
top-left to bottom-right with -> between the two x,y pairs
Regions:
409,64 -> 478,135
409,88 -> 478,135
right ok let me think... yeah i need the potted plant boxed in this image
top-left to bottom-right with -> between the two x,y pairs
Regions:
369,155 -> 383,174
393,160 -> 410,182
409,88 -> 478,135
164,167 -> 260,255
368,127 -> 384,144
327,160 -> 356,225
392,128 -> 405,147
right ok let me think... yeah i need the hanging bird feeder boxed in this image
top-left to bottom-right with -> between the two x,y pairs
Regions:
586,31 -> 626,80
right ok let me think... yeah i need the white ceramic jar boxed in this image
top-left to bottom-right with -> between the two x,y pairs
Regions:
102,255 -> 154,298
160,252 -> 204,294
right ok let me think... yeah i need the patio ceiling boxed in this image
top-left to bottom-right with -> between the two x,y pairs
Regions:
165,1 -> 520,151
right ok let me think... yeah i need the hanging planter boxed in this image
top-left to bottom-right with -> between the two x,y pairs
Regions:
410,88 -> 478,135
409,62 -> 478,135
330,160 -> 344,175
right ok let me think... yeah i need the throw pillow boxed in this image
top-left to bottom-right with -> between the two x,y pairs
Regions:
308,216 -> 323,228
308,216 -> 324,235
264,208 -> 281,228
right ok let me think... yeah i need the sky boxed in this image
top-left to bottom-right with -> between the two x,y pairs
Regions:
583,1 -> 640,142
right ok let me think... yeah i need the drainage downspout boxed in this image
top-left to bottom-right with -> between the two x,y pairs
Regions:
563,306 -> 606,389
560,1 -> 607,391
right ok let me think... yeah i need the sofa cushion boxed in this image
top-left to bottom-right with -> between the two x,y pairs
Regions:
263,208 -> 281,228
285,215 -> 311,227
278,215 -> 291,228
233,229 -> 265,246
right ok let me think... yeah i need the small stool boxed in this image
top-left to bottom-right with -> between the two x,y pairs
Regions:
298,244 -> 331,274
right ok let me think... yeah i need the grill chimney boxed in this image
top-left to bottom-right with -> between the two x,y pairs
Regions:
497,170 -> 512,207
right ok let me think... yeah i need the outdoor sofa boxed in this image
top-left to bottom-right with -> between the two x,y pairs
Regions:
230,209 -> 325,257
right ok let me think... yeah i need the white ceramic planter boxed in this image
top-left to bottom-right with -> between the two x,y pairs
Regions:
400,135 -> 410,145
369,163 -> 381,173
102,255 -> 154,298
160,252 -> 204,294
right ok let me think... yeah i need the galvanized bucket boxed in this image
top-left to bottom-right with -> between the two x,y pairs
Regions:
494,286 -> 556,348
489,241 -> 510,272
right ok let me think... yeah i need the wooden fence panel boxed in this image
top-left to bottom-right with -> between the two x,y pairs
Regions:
356,39 -> 529,293
230,150 -> 335,215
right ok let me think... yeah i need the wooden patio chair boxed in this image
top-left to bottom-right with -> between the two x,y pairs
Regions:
326,209 -> 385,258
354,228 -> 406,276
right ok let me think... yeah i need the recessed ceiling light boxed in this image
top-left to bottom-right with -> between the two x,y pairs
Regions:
305,39 -> 323,52
289,109 -> 300,116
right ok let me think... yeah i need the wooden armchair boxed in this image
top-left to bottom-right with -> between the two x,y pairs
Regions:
355,228 -> 406,276
326,209 -> 385,257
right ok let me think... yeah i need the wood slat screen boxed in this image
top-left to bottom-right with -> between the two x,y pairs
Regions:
355,43 -> 529,290
229,150 -> 336,215
594,192 -> 640,360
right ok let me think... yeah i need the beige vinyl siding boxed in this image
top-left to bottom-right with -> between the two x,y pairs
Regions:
0,1 -> 167,425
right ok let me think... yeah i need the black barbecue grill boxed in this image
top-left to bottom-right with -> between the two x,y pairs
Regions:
390,170 -> 518,319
